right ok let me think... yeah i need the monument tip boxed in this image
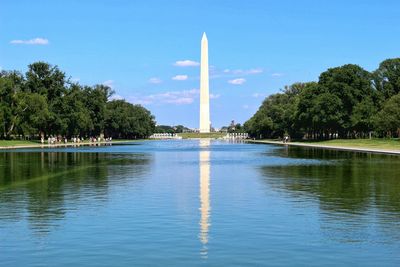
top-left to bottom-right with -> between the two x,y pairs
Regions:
202,32 -> 207,39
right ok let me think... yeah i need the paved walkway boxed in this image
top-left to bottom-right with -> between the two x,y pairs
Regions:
247,140 -> 400,155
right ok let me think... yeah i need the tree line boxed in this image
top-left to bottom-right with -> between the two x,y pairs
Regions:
154,125 -> 192,134
244,58 -> 400,139
0,62 -> 156,140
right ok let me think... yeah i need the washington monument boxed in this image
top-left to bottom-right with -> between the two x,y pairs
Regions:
199,32 -> 210,133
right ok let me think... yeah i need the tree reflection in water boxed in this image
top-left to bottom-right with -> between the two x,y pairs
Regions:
260,146 -> 400,243
0,151 -> 152,234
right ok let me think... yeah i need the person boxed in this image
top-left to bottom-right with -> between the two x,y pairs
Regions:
283,135 -> 288,143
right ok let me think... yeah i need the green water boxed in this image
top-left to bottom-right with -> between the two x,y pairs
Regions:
0,141 -> 399,266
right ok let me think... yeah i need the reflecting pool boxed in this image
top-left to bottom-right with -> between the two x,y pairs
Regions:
0,141 -> 399,266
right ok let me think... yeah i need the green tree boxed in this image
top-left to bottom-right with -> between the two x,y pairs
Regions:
245,83 -> 304,139
373,58 -> 400,100
25,62 -> 67,136
82,85 -> 114,136
62,84 -> 93,137
105,100 -> 155,138
318,64 -> 374,135
15,93 -> 49,137
350,97 -> 377,137
373,93 -> 400,137
1,62 -> 157,140
0,71 -> 25,138
310,92 -> 344,139
294,82 -> 319,138
25,62 -> 66,100
155,125 -> 175,134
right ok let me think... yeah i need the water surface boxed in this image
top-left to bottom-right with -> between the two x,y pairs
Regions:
1,140 -> 399,266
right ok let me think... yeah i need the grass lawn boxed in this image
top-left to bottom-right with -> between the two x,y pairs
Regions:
0,139 -> 142,148
178,132 -> 226,139
301,138 -> 400,150
0,140 -> 41,147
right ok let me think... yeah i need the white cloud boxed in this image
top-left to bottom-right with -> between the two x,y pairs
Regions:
149,77 -> 162,84
210,67 -> 263,79
271,73 -> 284,77
169,97 -> 193,104
173,60 -> 200,67
242,105 -> 250,109
224,68 -> 263,75
102,80 -> 114,88
210,93 -> 220,99
228,78 -> 246,85
252,93 -> 266,98
10,37 -> 49,45
109,94 -> 124,100
130,89 -> 199,106
172,75 -> 188,81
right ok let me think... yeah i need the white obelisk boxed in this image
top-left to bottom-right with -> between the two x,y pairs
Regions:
199,32 -> 210,133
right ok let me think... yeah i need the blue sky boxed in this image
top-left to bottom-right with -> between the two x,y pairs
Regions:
1,0 -> 400,128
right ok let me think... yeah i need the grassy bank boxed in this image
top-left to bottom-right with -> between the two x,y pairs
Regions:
250,138 -> 400,154
0,140 -> 41,147
0,139 -> 140,149
177,132 -> 226,139
301,138 -> 400,150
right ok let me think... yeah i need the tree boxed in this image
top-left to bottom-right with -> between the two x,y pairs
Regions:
318,64 -> 374,134
373,58 -> 400,100
62,84 -> 93,136
25,62 -> 67,136
294,82 -> 319,138
174,125 -> 190,133
244,60 -> 398,140
25,62 -> 66,100
245,82 -> 305,139
310,92 -> 344,139
0,71 -> 25,138
350,97 -> 376,137
244,95 -> 277,138
373,93 -> 400,137
155,125 -> 175,134
82,85 -> 114,136
14,93 -> 49,137
0,62 -> 156,140
105,100 -> 155,139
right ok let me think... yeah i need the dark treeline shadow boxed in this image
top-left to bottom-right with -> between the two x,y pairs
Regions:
0,151 -> 152,234
261,144 -> 400,161
259,146 -> 400,242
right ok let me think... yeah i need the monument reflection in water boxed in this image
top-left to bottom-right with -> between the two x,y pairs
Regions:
199,139 -> 211,257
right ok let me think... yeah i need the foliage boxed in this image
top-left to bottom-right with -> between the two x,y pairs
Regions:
373,93 -> 400,137
0,62 -> 156,139
154,124 -> 191,134
373,58 -> 400,101
245,58 -> 400,139
155,125 -> 176,134
244,83 -> 302,138
105,100 -> 155,139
